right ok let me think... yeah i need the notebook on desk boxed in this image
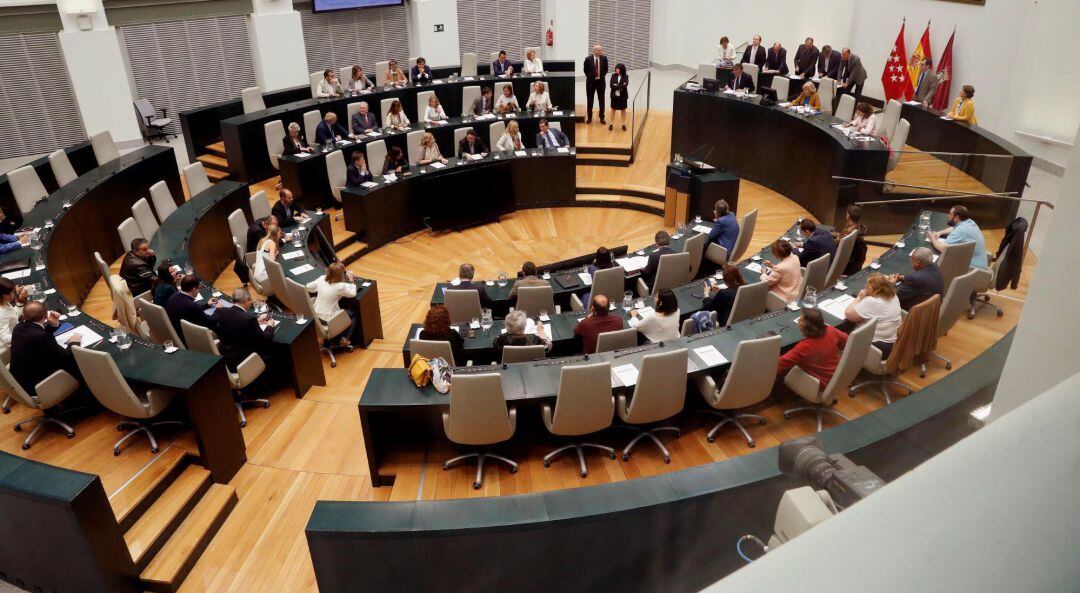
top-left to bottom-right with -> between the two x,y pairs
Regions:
552,273 -> 580,290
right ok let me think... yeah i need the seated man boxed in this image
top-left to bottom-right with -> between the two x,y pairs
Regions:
509,261 -> 548,301
457,129 -> 488,157
573,295 -> 624,354
0,227 -> 28,255
707,199 -> 739,255
165,275 -> 218,342
891,247 -> 945,311
455,263 -> 493,309
929,205 -> 989,270
271,189 -> 308,229
641,230 -> 675,288
410,57 -> 433,83
535,119 -> 569,149
246,215 -> 279,254
213,287 -> 276,371
728,63 -> 755,92
314,112 -> 352,145
119,238 -> 157,296
797,219 -> 836,267
350,101 -> 379,135
492,50 -> 514,77
9,301 -> 83,395
471,86 -> 495,116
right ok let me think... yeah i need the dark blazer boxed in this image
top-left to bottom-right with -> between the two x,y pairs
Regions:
839,54 -> 867,87
799,229 -> 837,267
351,112 -> 378,135
642,246 -> 675,288
410,64 -> 432,82
470,94 -> 494,116
271,201 -> 301,228
703,286 -> 738,326
817,52 -> 841,79
315,121 -> 349,145
492,59 -> 513,76
166,291 -> 215,342
794,44 -> 819,77
729,72 -> 755,92
897,264 -> 945,311
458,136 -> 488,156
456,280 -> 493,309
282,134 -> 309,156
119,251 -> 156,296
246,220 -> 267,254
213,305 -> 275,370
381,155 -> 408,175
741,44 -> 767,68
346,164 -> 373,188
492,333 -> 545,362
418,328 -> 465,366
535,127 -> 569,148
583,54 -> 609,81
765,47 -> 788,74
609,73 -> 629,96
9,321 -> 80,395
708,213 -> 739,254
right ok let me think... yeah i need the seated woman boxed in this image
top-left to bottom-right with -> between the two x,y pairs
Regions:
525,81 -> 552,112
791,81 -> 821,110
416,132 -> 447,165
495,120 -> 524,152
153,262 -> 180,307
776,307 -> 848,387
384,59 -> 407,85
495,83 -> 520,114
945,85 -> 977,125
522,48 -> 544,74
418,304 -> 464,365
0,278 -> 26,364
702,264 -> 745,325
833,204 -> 867,276
382,146 -> 408,175
282,122 -> 313,155
347,65 -> 373,92
386,99 -> 411,129
844,273 -> 902,359
492,310 -> 551,361
306,262 -> 359,347
848,102 -> 877,134
583,246 -> 615,304
424,94 -> 447,123
346,151 -> 373,187
628,288 -> 681,343
762,239 -> 801,305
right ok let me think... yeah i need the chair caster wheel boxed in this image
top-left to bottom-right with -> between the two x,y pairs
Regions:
663,456 -> 671,464
543,461 -> 550,467
945,362 -> 953,370
580,471 -> 587,478
113,449 -> 121,456
967,312 -> 975,319
996,310 -> 1004,317
240,421 -> 247,428
330,361 -> 337,368
21,443 -> 30,450
442,463 -> 450,470
509,466 -> 518,474
13,425 -> 21,432
608,452 -> 616,459
117,425 -> 125,432
473,482 -> 481,489
67,432 -> 75,439
151,448 -> 159,454
621,453 -> 630,461
262,402 -> 270,408
748,441 -> 756,448
706,436 -> 714,443
2,406 -> 9,414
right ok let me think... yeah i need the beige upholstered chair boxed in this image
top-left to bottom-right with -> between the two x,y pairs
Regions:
937,240 -> 975,294
262,256 -> 292,310
181,320 -> 269,427
444,289 -> 483,324
514,285 -> 557,318
265,120 -> 285,170
228,209 -> 249,248
783,318 -> 877,431
704,243 -> 728,267
461,86 -> 481,116
636,251 -> 692,297
683,232 -> 707,278
416,90 -> 436,119
149,181 -> 177,221
697,63 -> 715,82
442,373 -> 518,489
406,130 -> 424,164
541,362 -> 616,477
379,98 -> 396,123
852,295 -> 940,404
921,268 -> 979,377
588,266 -> 626,302
303,110 -> 322,147
770,76 -> 790,101
346,102 -> 364,131
366,140 -> 387,173
48,149 -> 77,187
90,130 -> 120,164
835,93 -> 856,122
730,208 -> 758,262
726,280 -> 769,325
825,229 -> 858,287
241,86 -> 265,113
1,363 -> 80,450
72,346 -> 182,455
7,165 -> 47,214
94,251 -> 111,284
132,197 -> 159,237
117,217 -> 143,253
241,243 -> 271,297
182,162 -> 211,196
109,276 -> 145,338
326,150 -> 347,204
743,63 -> 760,88
135,297 -> 184,347
488,121 -> 505,151
595,327 -> 637,353
970,249 -> 1005,319
875,99 -> 902,139
888,119 -> 910,172
410,338 -> 457,366
680,311 -> 718,337
460,53 -> 478,77
288,278 -> 353,368
375,61 -> 390,86
617,348 -> 689,462
453,127 -> 473,150
309,71 -> 322,98
500,345 -> 546,364
800,253 -> 831,298
694,335 -> 781,446
249,190 -> 271,222
818,77 -> 835,115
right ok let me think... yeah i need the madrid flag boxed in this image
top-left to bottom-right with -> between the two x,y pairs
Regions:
932,29 -> 956,111
881,20 -> 910,101
908,22 -> 932,99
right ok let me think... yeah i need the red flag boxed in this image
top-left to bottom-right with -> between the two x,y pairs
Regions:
881,20 -> 910,102
908,22 -> 932,98
932,29 -> 956,111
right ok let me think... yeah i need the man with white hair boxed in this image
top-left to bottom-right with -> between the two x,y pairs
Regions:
351,101 -> 378,135
491,310 -> 550,362
583,44 -> 608,125
890,247 -> 945,311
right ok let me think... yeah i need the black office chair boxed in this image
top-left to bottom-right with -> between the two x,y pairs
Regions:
134,98 -> 175,143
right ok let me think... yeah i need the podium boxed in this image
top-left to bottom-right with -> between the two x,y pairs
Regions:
665,163 -> 740,227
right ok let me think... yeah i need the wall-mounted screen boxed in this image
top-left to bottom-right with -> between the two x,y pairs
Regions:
312,0 -> 405,13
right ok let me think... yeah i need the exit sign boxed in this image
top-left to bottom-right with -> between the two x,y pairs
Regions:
434,24 -> 445,32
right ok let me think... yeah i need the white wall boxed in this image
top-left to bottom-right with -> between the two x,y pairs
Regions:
542,0 -> 588,63
59,27 -> 142,144
248,10 -> 309,92
406,0 -> 460,68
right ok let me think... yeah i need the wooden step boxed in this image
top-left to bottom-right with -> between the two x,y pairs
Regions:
140,484 -> 238,593
110,448 -> 190,531
575,182 -> 664,201
204,167 -> 230,182
125,465 -> 211,569
196,153 -> 229,171
574,143 -> 632,156
339,240 -> 370,266
575,195 -> 665,216
575,154 -> 632,167
204,142 -> 227,158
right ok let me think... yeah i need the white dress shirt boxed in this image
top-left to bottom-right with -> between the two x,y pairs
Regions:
387,111 -> 411,128
305,277 -> 357,321
0,302 -> 22,364
526,91 -> 552,111
317,79 -> 342,98
523,57 -> 545,73
348,76 -> 373,92
424,105 -> 447,121
746,44 -> 761,64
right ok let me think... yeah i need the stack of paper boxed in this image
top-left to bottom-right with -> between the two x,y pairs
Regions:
578,272 -> 593,286
612,363 -> 639,387
430,162 -> 447,169
289,264 -> 314,276
556,147 -> 570,153
514,150 -> 528,157
281,250 -> 304,260
615,255 -> 649,273
361,181 -> 378,188
744,262 -> 764,274
2,269 -> 31,280
693,345 -> 728,366
817,293 -> 855,320
55,325 -> 104,348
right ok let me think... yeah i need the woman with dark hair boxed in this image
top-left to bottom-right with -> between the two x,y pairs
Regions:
848,102 -> 877,134
386,99 -> 410,129
776,308 -> 848,387
153,261 -> 180,307
946,85 -> 977,125
834,204 -> 867,275
609,63 -> 629,131
628,288 -> 680,342
588,246 -> 613,274
0,278 -> 26,364
702,264 -> 745,325
382,145 -> 408,175
762,239 -> 801,304
418,304 -> 465,365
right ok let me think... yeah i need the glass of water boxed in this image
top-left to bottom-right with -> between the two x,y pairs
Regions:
117,329 -> 133,352
66,302 -> 79,317
623,291 -> 633,309
163,339 -> 175,351
539,308 -> 549,320
802,286 -> 818,309
497,271 -> 507,287
480,308 -> 493,330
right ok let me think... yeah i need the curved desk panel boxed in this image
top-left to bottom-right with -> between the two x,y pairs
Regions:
0,141 -> 98,226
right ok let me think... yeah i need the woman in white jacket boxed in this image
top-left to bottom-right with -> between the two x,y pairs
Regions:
495,120 -> 523,152
628,288 -> 681,343
0,278 -> 25,365
306,262 -> 358,346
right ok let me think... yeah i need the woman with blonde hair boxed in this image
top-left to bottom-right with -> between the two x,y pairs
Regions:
386,99 -> 410,129
424,94 -> 447,122
416,132 -> 447,165
522,48 -> 544,74
526,81 -> 552,112
844,272 -> 902,358
791,81 -> 821,110
252,224 -> 281,288
306,262 -> 358,346
495,120 -> 523,151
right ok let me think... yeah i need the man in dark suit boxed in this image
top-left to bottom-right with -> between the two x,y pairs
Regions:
797,219 -> 837,267
410,57 -> 432,83
837,48 -> 867,100
892,248 -> 945,311
271,189 -> 307,229
166,275 -> 218,342
314,112 -> 351,145
214,287 -> 276,371
741,35 -> 766,69
535,119 -> 569,149
9,302 -> 83,395
455,263 -> 493,309
246,215 -> 279,254
817,45 -> 840,79
119,238 -> 156,296
457,129 -> 488,157
470,86 -> 495,116
728,64 -> 755,92
794,37 -> 819,78
492,51 -> 514,76
350,101 -> 378,135
641,230 -> 675,289
765,42 -> 788,75
912,57 -> 939,106
583,44 -> 608,124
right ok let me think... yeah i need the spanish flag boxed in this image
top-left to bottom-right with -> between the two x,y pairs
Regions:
907,22 -> 932,99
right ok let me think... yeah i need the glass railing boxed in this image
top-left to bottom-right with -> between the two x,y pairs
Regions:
885,150 -> 1017,196
628,70 -> 652,164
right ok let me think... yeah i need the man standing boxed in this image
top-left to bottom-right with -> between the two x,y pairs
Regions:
572,295 -> 624,354
583,44 -> 609,125
794,37 -> 819,78
890,247 -> 944,311
837,48 -> 867,100
741,35 -> 766,69
120,238 -> 156,296
912,57 -> 939,106
817,45 -> 840,79
535,119 -> 569,149
764,42 -> 788,75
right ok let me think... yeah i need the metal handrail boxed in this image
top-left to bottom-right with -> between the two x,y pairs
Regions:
628,70 -> 651,164
832,176 -> 1020,198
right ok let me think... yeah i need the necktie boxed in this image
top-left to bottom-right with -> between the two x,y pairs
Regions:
595,57 -> 599,79
547,131 -> 556,147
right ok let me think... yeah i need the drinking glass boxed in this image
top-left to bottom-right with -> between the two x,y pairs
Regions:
183,262 -> 194,276
623,291 -> 633,309
470,316 -> 480,329
66,302 -> 79,317
802,286 -> 818,309
295,312 -> 307,324
480,308 -> 493,330
539,308 -> 549,320
117,330 -> 133,351
497,272 -> 508,287
837,275 -> 849,290
163,339 -> 175,351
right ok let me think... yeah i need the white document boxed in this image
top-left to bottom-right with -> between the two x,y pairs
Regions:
361,181 -> 378,188
614,255 -> 649,273
778,101 -> 792,107
817,299 -> 846,320
744,262 -> 764,274
470,153 -> 483,160
430,162 -> 447,169
295,152 -> 312,158
553,111 -> 564,116
514,150 -> 527,157
433,80 -> 445,85
464,76 -> 475,81
556,147 -> 569,153
692,224 -> 713,235
906,100 -> 921,105
281,250 -> 304,260
55,325 -> 104,348
504,113 -> 516,118
365,131 -> 380,137
2,269 -> 31,280
612,363 -> 639,387
694,345 -> 728,367
362,281 -> 372,287
787,74 -> 802,79
435,120 -> 449,125
289,264 -> 314,276
578,272 -> 593,286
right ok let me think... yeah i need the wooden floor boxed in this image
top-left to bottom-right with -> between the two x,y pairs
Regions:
0,108 -> 1034,593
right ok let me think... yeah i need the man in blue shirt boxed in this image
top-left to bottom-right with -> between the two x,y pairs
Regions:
0,230 -> 27,255
930,205 -> 988,270
707,200 -> 739,256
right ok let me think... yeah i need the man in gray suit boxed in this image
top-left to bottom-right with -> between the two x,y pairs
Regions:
837,48 -> 867,100
912,57 -> 939,106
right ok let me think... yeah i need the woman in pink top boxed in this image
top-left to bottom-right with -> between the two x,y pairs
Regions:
762,239 -> 801,304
